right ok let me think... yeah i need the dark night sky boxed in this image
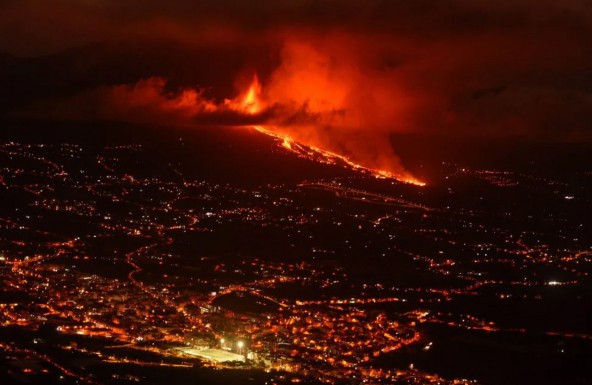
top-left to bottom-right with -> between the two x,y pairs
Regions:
1,0 -> 591,144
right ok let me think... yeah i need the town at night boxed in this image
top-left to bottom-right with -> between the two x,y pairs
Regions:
1,1 -> 592,384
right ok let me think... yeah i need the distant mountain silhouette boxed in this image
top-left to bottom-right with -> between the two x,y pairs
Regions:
0,40 -> 273,114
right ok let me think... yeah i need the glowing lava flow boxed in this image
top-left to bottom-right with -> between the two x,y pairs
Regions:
233,76 -> 425,186
251,125 -> 425,185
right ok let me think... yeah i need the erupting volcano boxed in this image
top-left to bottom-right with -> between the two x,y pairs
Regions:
227,75 -> 425,186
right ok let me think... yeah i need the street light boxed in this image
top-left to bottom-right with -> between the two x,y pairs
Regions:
237,340 -> 244,355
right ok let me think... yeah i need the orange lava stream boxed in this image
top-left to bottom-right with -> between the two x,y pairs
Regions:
252,125 -> 426,186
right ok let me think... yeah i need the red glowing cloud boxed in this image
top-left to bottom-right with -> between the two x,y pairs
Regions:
256,34 -> 424,181
4,0 -> 592,183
